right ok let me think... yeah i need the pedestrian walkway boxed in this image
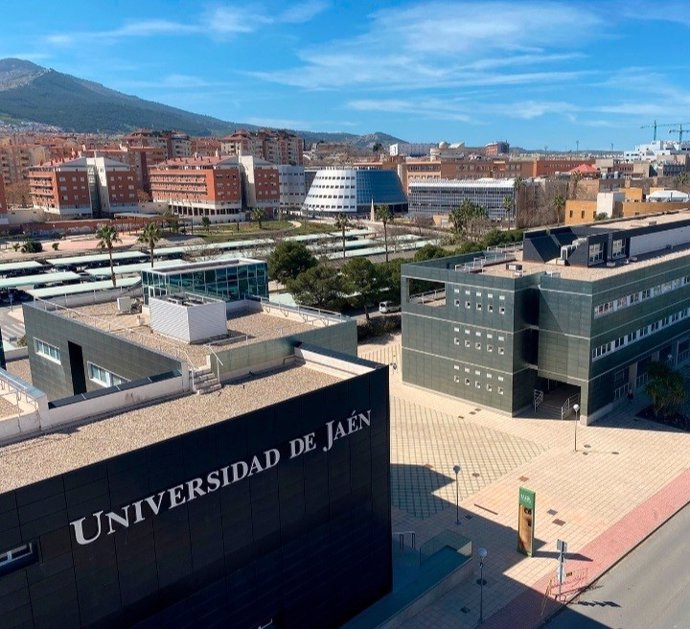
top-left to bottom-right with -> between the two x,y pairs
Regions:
386,370 -> 690,629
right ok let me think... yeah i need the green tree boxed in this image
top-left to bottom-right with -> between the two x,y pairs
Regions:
138,222 -> 162,268
163,209 -> 179,234
268,241 -> 317,284
449,199 -> 486,239
595,212 -> 609,221
252,208 -> 265,229
375,205 -> 394,263
372,142 -> 384,154
51,242 -> 59,251
96,225 -> 122,287
201,216 -> 211,233
341,258 -> 384,321
502,195 -> 513,225
645,361 -> 687,418
20,239 -> 42,254
413,244 -> 447,262
334,213 -> 352,260
287,265 -> 344,310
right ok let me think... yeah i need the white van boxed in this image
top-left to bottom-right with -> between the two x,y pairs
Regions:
378,301 -> 401,314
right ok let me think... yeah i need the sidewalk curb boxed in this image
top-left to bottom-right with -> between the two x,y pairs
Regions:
482,466 -> 690,629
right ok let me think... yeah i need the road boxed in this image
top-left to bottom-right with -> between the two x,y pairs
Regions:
0,305 -> 26,345
546,501 -> 690,629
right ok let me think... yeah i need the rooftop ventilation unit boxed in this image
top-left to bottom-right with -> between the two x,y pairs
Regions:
544,271 -> 560,277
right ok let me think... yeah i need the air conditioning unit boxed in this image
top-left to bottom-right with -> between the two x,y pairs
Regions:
506,262 -> 523,271
117,297 -> 132,313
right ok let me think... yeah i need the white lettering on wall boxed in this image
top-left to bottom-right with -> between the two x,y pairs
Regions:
69,410 -> 373,545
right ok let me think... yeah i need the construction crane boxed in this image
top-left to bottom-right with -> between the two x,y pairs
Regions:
668,124 -> 690,143
640,120 -> 690,141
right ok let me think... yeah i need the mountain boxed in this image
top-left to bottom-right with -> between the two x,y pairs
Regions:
0,59 -> 405,148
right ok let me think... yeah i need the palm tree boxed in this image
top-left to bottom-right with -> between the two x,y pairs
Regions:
502,195 -> 513,227
334,212 -> 352,259
512,176 -> 524,229
251,208 -> 265,229
96,225 -> 122,287
138,222 -> 162,268
375,205 -> 393,263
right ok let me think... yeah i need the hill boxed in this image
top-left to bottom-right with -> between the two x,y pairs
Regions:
0,59 -> 405,148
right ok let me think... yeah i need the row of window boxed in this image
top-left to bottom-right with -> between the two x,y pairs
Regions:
594,275 -> 690,318
87,362 -> 126,388
0,543 -> 36,576
592,306 -> 690,361
452,363 -> 506,393
35,339 -> 60,363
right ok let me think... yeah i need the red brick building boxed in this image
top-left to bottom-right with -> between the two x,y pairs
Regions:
29,157 -> 137,217
221,129 -> 304,165
238,156 -> 280,214
149,156 -> 242,222
531,158 -> 596,177
0,174 -> 7,214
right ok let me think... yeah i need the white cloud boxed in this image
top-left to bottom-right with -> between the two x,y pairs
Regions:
257,1 -> 602,90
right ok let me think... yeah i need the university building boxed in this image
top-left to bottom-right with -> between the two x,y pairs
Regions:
0,260 -> 391,628
401,210 -> 690,423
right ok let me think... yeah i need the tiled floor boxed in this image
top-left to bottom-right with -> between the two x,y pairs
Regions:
367,339 -> 690,629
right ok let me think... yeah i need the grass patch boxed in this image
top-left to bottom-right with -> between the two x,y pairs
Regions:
197,220 -> 335,242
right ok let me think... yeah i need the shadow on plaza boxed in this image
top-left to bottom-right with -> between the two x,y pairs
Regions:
390,464 -> 611,628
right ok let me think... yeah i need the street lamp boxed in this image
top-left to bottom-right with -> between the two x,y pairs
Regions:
573,404 -> 580,452
478,547 -> 488,624
453,464 -> 461,525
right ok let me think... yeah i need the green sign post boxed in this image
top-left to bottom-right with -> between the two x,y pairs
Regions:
517,487 -> 536,556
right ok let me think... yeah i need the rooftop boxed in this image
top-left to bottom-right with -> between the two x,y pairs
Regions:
0,364 -> 342,492
46,301 -> 320,368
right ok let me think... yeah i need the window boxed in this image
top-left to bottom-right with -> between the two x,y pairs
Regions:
87,362 -> 127,388
588,243 -> 604,264
454,337 -> 460,345
465,378 -> 471,386
499,307 -> 506,315
612,239 -> 625,258
488,305 -> 494,313
0,543 -> 37,576
465,340 -> 471,348
498,387 -> 504,395
475,342 -> 482,350
487,344 -> 493,352
498,347 -> 505,355
475,381 -> 481,389
454,299 -> 460,307
35,339 -> 60,363
476,303 -> 482,311
464,367 -> 470,373
475,331 -> 481,337
454,364 -> 460,370
454,326 -> 460,333
454,375 -> 460,383
465,301 -> 471,309
487,384 -> 493,392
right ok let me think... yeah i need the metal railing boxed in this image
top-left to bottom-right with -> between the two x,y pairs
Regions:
250,295 -> 348,325
0,368 -> 41,418
534,389 -> 544,411
393,530 -> 416,551
560,393 -> 581,419
410,288 -> 446,304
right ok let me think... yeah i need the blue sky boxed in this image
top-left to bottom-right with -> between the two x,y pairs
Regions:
3,1 -> 690,149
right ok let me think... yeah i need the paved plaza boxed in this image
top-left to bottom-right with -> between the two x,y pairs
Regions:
358,337 -> 690,628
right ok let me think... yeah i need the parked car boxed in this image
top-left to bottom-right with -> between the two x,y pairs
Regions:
378,301 -> 401,314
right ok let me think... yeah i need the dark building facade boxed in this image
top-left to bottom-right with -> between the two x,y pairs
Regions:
402,212 -> 690,422
0,367 -> 390,629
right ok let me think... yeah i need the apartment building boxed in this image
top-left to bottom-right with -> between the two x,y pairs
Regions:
401,211 -> 690,423
149,156 -> 242,222
0,173 -> 7,214
238,155 -> 280,214
121,129 -> 192,160
0,144 -> 50,184
221,129 -> 304,165
28,157 -> 137,217
531,158 -> 596,177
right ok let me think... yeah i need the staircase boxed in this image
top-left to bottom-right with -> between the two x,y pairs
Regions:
193,368 -> 222,395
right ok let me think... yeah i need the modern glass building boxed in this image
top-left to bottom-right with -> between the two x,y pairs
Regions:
302,168 -> 408,215
141,258 -> 268,305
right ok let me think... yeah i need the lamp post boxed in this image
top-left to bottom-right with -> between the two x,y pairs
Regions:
478,547 -> 488,624
453,464 -> 461,525
573,403 -> 580,452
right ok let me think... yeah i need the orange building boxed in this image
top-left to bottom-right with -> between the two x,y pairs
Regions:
532,158 -> 596,177
0,144 -> 50,184
149,156 -> 242,222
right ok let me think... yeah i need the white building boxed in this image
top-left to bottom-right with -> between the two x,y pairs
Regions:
408,178 -> 517,220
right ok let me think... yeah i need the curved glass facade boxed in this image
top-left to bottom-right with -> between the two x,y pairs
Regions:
302,168 -> 407,215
